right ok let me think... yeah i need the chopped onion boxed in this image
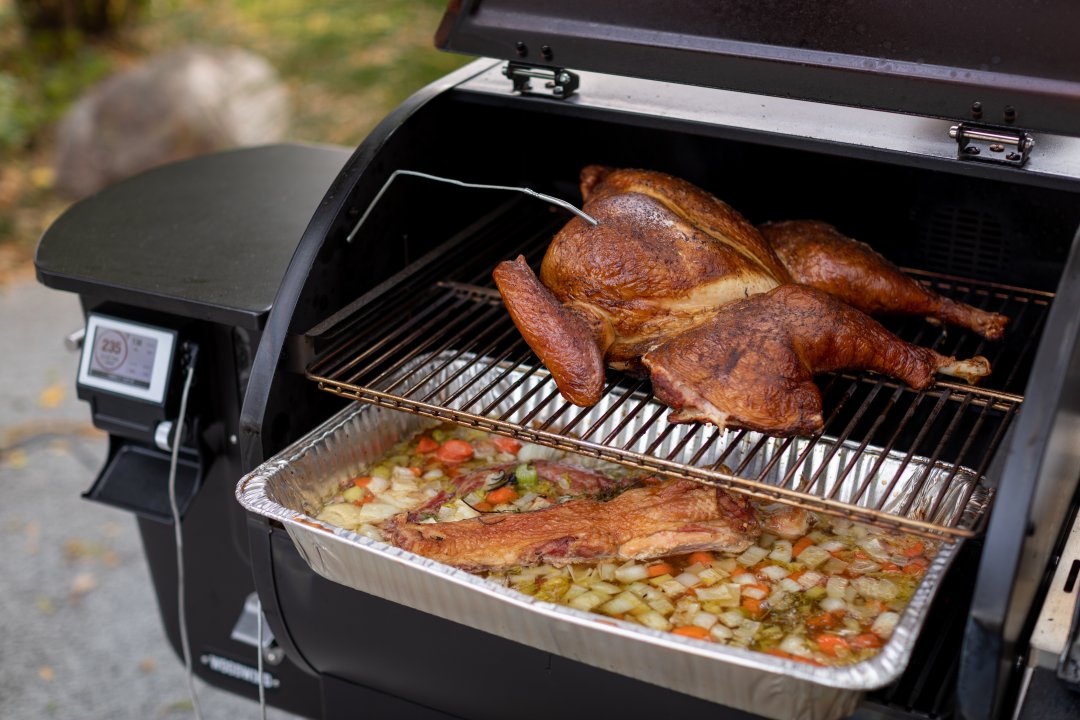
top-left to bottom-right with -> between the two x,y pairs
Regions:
853,577 -> 899,601
659,578 -> 688,597
819,597 -> 847,614
671,600 -> 701,627
871,611 -> 901,639
822,557 -> 850,576
392,466 -> 418,481
598,562 -> 617,582
719,610 -> 746,628
826,576 -> 849,599
742,585 -> 768,600
356,523 -> 383,541
847,559 -> 882,575
697,568 -> 727,586
600,592 -> 643,616
779,578 -> 803,594
675,572 -> 702,588
760,565 -> 790,581
615,563 -> 650,584
797,571 -> 824,589
859,537 -> 891,561
638,610 -> 673,632
768,540 -> 793,563
710,623 -> 734,641
733,573 -> 758,585
569,591 -> 606,611
691,611 -> 718,630
737,546 -> 769,567
367,476 -> 391,492
779,634 -> 812,657
709,558 -> 734,574
797,545 -> 831,568
591,581 -> 621,596
649,597 -> 675,615
694,583 -> 741,605
818,540 -> 846,553
734,620 -> 762,641
517,443 -> 562,462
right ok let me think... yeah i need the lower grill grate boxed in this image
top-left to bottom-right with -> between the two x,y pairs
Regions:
307,201 -> 1051,540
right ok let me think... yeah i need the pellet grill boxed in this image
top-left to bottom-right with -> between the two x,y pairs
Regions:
33,2 -> 1080,718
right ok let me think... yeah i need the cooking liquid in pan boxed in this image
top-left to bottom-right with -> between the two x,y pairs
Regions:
315,422 -> 936,667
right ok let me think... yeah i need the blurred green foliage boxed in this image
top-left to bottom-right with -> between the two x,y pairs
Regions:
0,0 -> 468,251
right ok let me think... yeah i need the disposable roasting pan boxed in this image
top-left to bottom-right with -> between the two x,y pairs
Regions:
237,353 -> 991,720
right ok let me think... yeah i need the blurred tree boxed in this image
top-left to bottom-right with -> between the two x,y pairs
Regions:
14,0 -> 148,36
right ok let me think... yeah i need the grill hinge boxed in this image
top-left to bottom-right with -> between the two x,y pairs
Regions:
948,122 -> 1034,166
503,62 -> 579,99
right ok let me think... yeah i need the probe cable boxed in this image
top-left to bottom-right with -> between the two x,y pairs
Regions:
168,347 -> 203,720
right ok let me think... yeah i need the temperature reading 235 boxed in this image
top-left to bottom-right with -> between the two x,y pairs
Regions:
78,315 -> 177,404
90,328 -> 157,388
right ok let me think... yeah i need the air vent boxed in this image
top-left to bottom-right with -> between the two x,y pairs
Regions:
918,206 -> 1009,282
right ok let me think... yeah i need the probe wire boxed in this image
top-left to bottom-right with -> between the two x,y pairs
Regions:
168,352 -> 202,720
346,169 -> 597,243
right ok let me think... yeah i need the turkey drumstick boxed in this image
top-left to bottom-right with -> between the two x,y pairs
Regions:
762,220 -> 1008,341
642,284 -> 990,436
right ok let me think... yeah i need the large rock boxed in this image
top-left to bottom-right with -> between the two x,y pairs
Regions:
55,46 -> 289,199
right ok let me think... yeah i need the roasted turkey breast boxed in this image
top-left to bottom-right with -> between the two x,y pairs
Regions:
493,166 -> 998,434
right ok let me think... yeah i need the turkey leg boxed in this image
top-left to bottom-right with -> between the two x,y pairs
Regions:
762,220 -> 1008,340
642,284 -> 991,436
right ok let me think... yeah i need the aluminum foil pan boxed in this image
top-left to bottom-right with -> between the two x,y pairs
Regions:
238,354 -> 991,720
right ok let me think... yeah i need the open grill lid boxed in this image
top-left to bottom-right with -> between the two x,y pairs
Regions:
436,0 -> 1080,137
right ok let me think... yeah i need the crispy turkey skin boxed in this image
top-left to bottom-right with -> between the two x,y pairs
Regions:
494,166 -> 999,434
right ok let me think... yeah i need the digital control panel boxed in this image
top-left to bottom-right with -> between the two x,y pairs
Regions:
78,314 -> 177,404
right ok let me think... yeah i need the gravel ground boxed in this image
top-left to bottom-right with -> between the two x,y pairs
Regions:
0,278 -> 298,720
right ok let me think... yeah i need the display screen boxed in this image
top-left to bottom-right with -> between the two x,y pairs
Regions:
88,327 -> 160,390
77,315 -> 176,404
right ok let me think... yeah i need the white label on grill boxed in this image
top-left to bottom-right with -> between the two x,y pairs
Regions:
199,653 -> 280,689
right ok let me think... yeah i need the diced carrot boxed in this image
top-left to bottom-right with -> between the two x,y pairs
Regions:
853,549 -> 871,561
742,596 -> 766,617
436,439 -> 474,464
687,551 -> 715,567
807,612 -> 839,631
903,541 -> 925,558
904,556 -> 930,576
815,634 -> 851,657
492,436 -> 522,455
849,633 -> 883,649
788,569 -> 805,582
880,562 -> 901,573
352,476 -> 372,487
792,536 -> 814,558
416,436 -> 439,454
351,495 -> 373,506
672,625 -> 711,640
473,501 -> 493,512
647,562 -> 675,578
408,466 -> 422,477
485,486 -> 519,506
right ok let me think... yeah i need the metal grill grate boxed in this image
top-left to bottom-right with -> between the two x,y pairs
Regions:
307,201 -> 1052,541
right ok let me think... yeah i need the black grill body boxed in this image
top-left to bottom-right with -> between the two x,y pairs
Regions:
36,54 -> 1080,720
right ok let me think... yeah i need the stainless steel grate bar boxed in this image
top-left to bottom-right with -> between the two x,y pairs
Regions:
309,242 -> 1046,540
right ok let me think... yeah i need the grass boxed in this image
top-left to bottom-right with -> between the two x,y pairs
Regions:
0,0 -> 468,273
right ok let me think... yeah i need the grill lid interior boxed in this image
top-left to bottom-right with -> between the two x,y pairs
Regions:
435,0 -> 1080,136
